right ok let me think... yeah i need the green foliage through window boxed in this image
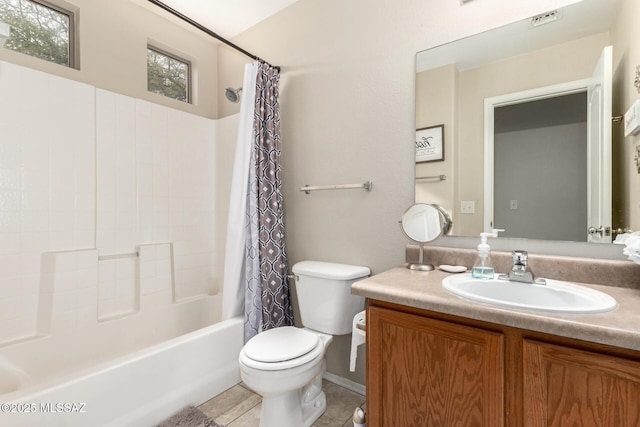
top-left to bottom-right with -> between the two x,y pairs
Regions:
147,46 -> 190,103
0,0 -> 73,67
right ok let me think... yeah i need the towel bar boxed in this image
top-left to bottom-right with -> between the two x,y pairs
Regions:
416,174 -> 446,181
300,181 -> 372,194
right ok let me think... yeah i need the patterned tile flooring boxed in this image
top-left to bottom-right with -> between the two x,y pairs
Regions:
198,380 -> 366,427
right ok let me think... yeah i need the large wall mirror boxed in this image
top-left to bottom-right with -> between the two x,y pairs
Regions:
415,0 -> 640,244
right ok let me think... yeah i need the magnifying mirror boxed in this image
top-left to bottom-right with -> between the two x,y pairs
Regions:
401,203 -> 452,271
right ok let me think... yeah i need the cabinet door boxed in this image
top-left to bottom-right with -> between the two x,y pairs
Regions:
523,339 -> 640,426
367,306 -> 504,427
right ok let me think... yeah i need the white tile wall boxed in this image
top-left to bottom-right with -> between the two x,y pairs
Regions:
96,90 -> 139,319
136,99 -> 218,302
46,250 -> 99,334
139,243 -> 173,309
0,61 -> 95,344
96,89 -> 137,254
0,61 -> 227,344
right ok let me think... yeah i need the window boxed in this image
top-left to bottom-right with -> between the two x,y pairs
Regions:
147,46 -> 191,103
0,0 -> 75,68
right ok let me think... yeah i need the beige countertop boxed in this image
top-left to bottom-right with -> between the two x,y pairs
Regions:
352,266 -> 640,352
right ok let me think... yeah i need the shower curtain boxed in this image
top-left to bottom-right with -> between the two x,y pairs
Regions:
222,62 -> 293,343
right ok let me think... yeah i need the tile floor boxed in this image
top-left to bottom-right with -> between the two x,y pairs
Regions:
198,380 -> 366,427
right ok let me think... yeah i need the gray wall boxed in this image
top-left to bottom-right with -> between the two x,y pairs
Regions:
494,94 -> 588,241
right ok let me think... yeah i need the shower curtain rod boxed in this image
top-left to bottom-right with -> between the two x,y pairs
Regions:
147,0 -> 281,72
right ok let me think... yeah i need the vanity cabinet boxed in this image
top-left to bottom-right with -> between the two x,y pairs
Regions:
523,340 -> 640,426
367,302 -> 640,427
367,305 -> 505,426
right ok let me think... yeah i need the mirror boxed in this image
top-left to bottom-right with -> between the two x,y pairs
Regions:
415,0 -> 635,244
401,204 -> 452,271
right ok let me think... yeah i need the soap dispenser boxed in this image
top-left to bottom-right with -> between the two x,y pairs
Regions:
472,229 -> 504,279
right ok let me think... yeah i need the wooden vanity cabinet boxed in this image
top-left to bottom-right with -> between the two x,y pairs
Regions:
367,304 -> 505,426
367,301 -> 640,427
523,340 -> 640,426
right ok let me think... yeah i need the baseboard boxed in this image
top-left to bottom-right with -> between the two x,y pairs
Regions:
323,372 -> 366,396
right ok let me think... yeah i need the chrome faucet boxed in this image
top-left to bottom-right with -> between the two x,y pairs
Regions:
499,250 -> 546,285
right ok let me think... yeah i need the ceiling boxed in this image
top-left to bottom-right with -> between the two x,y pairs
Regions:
156,0 -> 301,39
416,0 -> 616,72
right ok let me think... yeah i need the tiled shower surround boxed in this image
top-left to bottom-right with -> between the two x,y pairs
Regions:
0,60 -> 233,344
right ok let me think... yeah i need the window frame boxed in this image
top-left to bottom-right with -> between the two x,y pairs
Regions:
146,44 -> 192,104
1,0 -> 77,68
39,0 -> 76,68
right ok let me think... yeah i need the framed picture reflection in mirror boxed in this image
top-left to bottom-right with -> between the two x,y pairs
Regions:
416,124 -> 444,163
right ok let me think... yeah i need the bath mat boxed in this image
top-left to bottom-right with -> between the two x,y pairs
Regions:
156,406 -> 223,427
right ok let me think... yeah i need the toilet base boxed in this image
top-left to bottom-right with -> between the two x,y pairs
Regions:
301,390 -> 326,427
259,390 -> 326,427
258,365 -> 327,427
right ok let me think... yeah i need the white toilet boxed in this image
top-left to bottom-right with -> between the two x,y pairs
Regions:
238,260 -> 370,427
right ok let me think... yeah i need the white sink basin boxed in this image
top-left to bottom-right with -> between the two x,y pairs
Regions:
442,273 -> 617,314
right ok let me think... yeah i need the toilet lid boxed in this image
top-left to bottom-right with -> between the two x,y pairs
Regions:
243,326 -> 320,363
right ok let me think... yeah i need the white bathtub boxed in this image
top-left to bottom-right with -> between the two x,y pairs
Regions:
0,295 -> 243,427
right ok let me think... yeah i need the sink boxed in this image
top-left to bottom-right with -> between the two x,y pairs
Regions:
442,273 -> 617,313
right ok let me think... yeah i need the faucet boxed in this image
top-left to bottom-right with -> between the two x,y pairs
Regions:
499,250 -> 546,285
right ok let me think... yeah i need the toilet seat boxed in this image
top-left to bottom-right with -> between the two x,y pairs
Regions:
240,327 -> 324,371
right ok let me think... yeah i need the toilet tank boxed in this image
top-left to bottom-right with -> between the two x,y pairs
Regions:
292,261 -> 370,335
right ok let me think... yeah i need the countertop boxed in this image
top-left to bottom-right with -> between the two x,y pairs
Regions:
351,266 -> 640,352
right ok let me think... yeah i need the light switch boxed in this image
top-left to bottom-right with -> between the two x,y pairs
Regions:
510,200 -> 518,210
461,201 -> 475,214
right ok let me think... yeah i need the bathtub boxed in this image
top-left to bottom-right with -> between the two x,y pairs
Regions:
0,295 -> 243,427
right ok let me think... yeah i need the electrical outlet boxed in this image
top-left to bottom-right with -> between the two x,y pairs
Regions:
461,201 -> 475,214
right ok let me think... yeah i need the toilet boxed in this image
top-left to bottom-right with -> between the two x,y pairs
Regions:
238,260 -> 370,427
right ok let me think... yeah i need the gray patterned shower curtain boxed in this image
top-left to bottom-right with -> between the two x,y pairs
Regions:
243,62 -> 294,342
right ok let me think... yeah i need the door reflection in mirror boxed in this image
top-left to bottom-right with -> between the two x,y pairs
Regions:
492,93 -> 587,241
